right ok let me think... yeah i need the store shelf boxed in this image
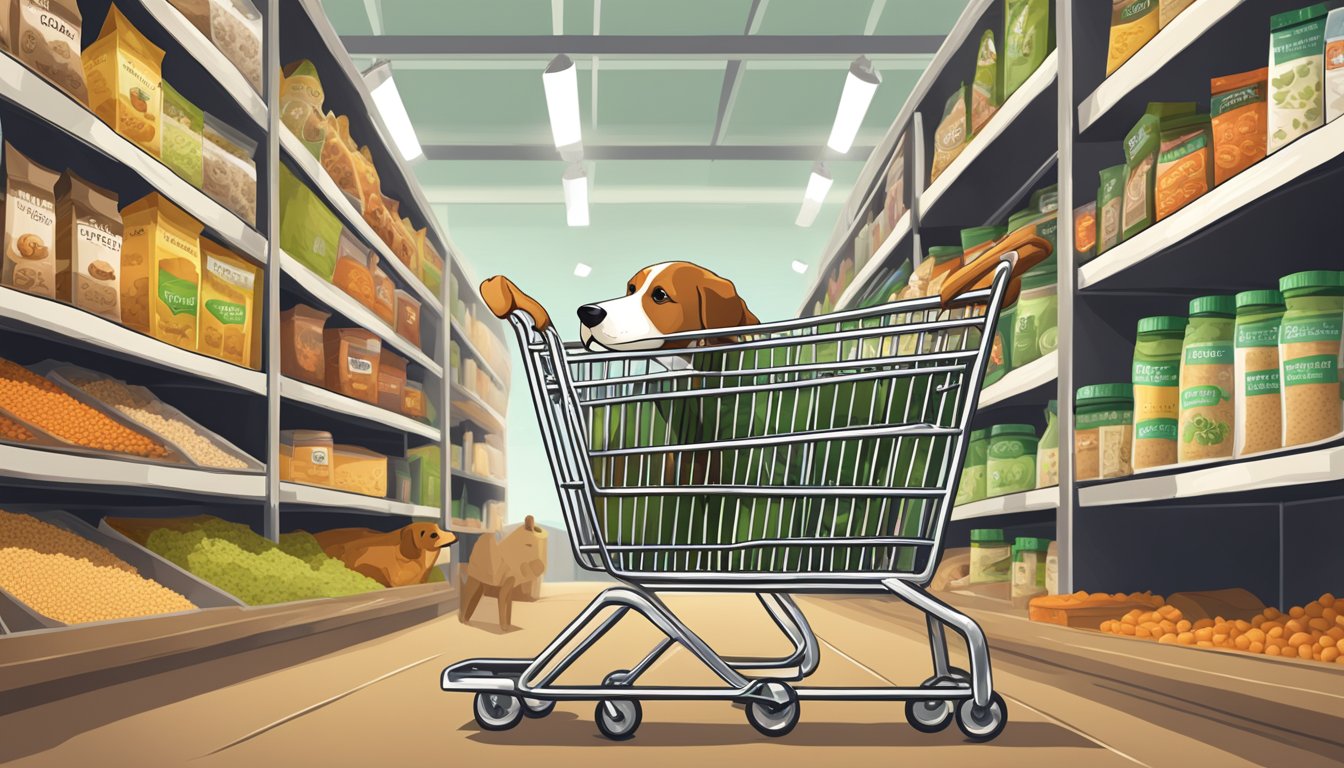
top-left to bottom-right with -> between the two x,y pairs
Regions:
0,286 -> 267,395
0,55 -> 267,264
279,130 -> 443,315
1078,119 -> 1344,291
139,0 -> 266,126
451,320 -> 507,386
979,351 -> 1057,408
453,469 -> 507,490
278,377 -> 440,441
0,444 -> 266,500
952,486 -> 1059,522
279,481 -> 439,518
450,384 -> 506,434
1076,0 -> 1243,134
833,210 -> 913,312
279,249 -> 443,377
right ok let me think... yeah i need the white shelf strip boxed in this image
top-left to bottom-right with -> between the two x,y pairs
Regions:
451,320 -> 506,386
0,55 -> 268,263
453,469 -> 507,489
139,0 -> 267,126
0,444 -> 266,499
279,481 -> 439,518
279,377 -> 440,441
279,249 -> 444,377
980,350 -> 1058,408
280,129 -> 444,315
833,210 -> 914,312
1079,119 -> 1344,290
1077,0 -> 1244,134
0,286 -> 267,395
952,486 -> 1060,522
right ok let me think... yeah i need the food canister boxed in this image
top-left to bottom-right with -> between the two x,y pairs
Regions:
970,528 -> 1011,584
1278,271 -> 1343,446
1075,383 -> 1134,480
1234,290 -> 1285,457
1178,295 -> 1236,463
987,423 -> 1038,497
1132,315 -> 1187,470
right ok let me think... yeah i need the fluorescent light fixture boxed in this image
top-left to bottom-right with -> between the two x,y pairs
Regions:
795,162 -> 833,227
363,61 -> 423,161
826,56 -> 881,154
791,260 -> 809,274
543,54 -> 583,153
574,262 -> 592,277
562,163 -> 589,227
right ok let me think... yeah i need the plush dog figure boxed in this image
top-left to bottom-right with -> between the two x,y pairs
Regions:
459,515 -> 548,630
314,523 -> 456,588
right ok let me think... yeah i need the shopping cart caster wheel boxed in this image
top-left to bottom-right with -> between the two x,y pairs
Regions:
905,697 -> 953,733
522,697 -> 556,719
955,692 -> 1007,742
474,693 -> 524,731
595,698 -> 642,741
603,669 -> 631,687
745,681 -> 800,738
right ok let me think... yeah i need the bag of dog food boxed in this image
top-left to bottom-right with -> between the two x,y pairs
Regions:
3,143 -> 60,299
56,171 -> 122,321
83,6 -> 164,156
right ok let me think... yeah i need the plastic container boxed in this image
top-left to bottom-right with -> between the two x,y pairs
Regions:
1278,271 -> 1343,447
1011,537 -> 1050,608
1075,384 -> 1134,480
324,328 -> 382,404
986,424 -> 1038,497
1178,295 -> 1236,463
1037,400 -> 1059,488
954,428 -> 990,506
1132,315 -> 1187,470
969,528 -> 1011,584
1011,256 -> 1058,368
1234,290 -> 1285,457
279,429 -> 332,486
332,444 -> 388,497
280,304 -> 329,386
377,350 -> 407,413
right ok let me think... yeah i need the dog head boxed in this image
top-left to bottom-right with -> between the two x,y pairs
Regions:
400,523 -> 457,556
577,261 -> 759,351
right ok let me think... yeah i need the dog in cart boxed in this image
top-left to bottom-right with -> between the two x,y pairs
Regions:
440,229 -> 1051,741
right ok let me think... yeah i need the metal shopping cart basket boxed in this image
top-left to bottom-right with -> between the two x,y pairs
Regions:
442,230 -> 1051,742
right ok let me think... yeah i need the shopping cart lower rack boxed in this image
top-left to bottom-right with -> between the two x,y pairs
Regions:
442,237 -> 1048,742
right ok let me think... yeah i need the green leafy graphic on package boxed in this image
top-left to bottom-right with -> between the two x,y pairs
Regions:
1182,413 -> 1230,446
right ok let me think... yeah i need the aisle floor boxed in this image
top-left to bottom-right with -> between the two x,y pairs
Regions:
0,583 -> 1323,767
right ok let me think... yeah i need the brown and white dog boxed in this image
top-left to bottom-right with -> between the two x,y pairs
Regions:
577,261 -> 760,351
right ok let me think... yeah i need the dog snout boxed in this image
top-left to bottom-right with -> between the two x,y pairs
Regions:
577,304 -> 607,328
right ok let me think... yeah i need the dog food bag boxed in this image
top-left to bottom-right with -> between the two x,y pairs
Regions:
1107,0 -> 1158,76
199,240 -> 258,367
324,328 -> 381,404
15,0 -> 88,103
1269,5 -> 1328,153
1003,0 -> 1049,98
930,85 -> 970,183
332,445 -> 387,498
279,429 -> 332,486
395,289 -> 421,347
1178,295 -> 1236,463
1075,384 -> 1134,481
1210,68 -> 1268,186
987,424 -> 1038,497
1132,315 -> 1186,470
1154,112 -> 1212,222
279,165 -> 340,279
280,304 -> 329,386
1233,290 -> 1285,457
160,83 -> 204,188
202,114 -> 258,226
280,59 -> 326,157
971,29 -> 1000,134
83,6 -> 164,157
55,171 -> 122,321
1327,9 -> 1344,122
1278,270 -> 1343,446
2,143 -> 60,299
332,227 -> 374,307
1122,102 -> 1195,241
1074,202 -> 1098,263
1096,165 -> 1125,255
377,349 -> 406,413
121,193 -> 202,346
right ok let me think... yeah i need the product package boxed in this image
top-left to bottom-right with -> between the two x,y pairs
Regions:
930,85 -> 970,183
955,428 -> 989,506
368,253 -> 396,327
1160,0 -> 1196,28
324,328 -> 381,404
986,424 -> 1037,497
1154,112 -> 1212,221
1096,164 -> 1125,255
160,83 -> 204,188
332,228 -> 374,307
279,165 -> 341,279
377,349 -> 406,413
83,6 -> 164,156
1122,102 -> 1196,240
280,59 -> 327,156
1268,4 -> 1328,153
1075,384 -> 1134,480
202,114 -> 258,225
1003,0 -> 1050,98
970,528 -> 1010,584
420,239 -> 444,296
402,379 -> 426,420
884,134 -> 907,230
395,289 -> 421,347
971,29 -> 1000,134
279,429 -> 332,487
1327,9 -> 1344,122
199,240 -> 259,367
1233,290 -> 1284,457
1037,400 -> 1059,488
320,114 -> 371,206
332,445 -> 387,497
280,304 -> 330,386
1132,315 -> 1187,470
1277,271 -> 1342,446
55,172 -> 122,321
1074,202 -> 1097,262
168,0 -> 262,94
1107,0 -> 1158,77
120,193 -> 202,343
2,143 -> 60,299
1210,69 -> 1268,186
1178,295 -> 1236,463
15,0 -> 88,102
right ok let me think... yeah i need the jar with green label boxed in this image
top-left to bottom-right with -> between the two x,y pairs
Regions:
1011,536 -> 1050,608
1179,295 -> 1236,463
1075,383 -> 1134,480
970,528 -> 1011,584
1011,256 -> 1058,369
1133,315 -> 1187,470
987,423 -> 1038,496
1234,290 -> 1285,457
1037,400 -> 1059,488
955,428 -> 990,506
1279,271 -> 1343,447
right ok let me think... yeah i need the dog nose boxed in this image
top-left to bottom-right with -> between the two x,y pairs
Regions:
577,304 -> 607,328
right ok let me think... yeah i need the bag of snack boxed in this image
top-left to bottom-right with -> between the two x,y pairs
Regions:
280,304 -> 330,386
930,84 -> 970,183
971,30 -> 1000,134
3,143 -> 60,299
332,227 -> 374,308
14,0 -> 87,103
83,5 -> 164,157
279,165 -> 340,279
161,83 -> 204,188
1122,102 -> 1195,241
281,59 -> 326,157
120,193 -> 202,342
199,239 -> 259,367
1074,202 -> 1097,263
202,113 -> 258,225
1096,164 -> 1125,255
1154,112 -> 1212,222
420,238 -> 444,296
1003,0 -> 1050,98
1268,4 -> 1328,154
368,253 -> 396,327
1107,0 -> 1158,76
208,0 -> 261,95
56,171 -> 122,321
320,114 -> 368,206
1210,68 -> 1268,186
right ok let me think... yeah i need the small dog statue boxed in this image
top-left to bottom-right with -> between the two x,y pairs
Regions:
460,516 -> 548,630
314,522 -> 456,588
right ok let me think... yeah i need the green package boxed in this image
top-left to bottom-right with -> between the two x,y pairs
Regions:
1002,0 -> 1051,99
955,429 -> 990,506
986,424 -> 1038,496
1122,102 -> 1196,241
408,444 -> 443,508
1096,164 -> 1126,254
160,82 -> 203,188
279,164 -> 341,280
1268,4 -> 1328,153
971,30 -> 1001,134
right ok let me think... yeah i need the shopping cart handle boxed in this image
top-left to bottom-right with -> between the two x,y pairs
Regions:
480,275 -> 552,331
938,229 -> 1052,309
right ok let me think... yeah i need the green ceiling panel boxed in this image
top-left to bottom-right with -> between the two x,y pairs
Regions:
392,66 -> 593,145
592,159 -> 865,190
755,0 -> 874,35
590,69 -> 723,145
874,0 -> 971,35
414,160 -> 562,189
320,0 -> 373,35
599,0 -> 754,36
380,0 -> 553,35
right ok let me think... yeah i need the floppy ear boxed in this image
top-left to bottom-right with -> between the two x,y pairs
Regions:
697,273 -> 758,331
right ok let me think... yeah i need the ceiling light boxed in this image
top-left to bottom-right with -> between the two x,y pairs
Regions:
826,56 -> 881,154
562,163 -> 589,227
574,262 -> 592,277
791,260 -> 809,274
543,54 -> 583,154
363,61 -> 423,161
795,162 -> 833,228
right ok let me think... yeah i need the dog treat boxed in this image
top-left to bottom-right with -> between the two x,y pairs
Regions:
331,444 -> 387,497
161,82 -> 204,188
1210,69 -> 1268,186
971,29 -> 1000,134
202,114 -> 258,226
199,240 -> 259,367
56,171 -> 122,321
1107,0 -> 1157,76
1003,0 -> 1049,98
1268,4 -> 1328,154
279,429 -> 332,486
1154,112 -> 1212,221
2,143 -> 61,299
395,289 -> 421,347
1075,384 -> 1134,480
15,0 -> 88,103
1233,291 -> 1284,457
377,349 -> 407,413
324,328 -> 381,404
1178,296 -> 1236,462
930,84 -> 970,183
1279,271 -> 1342,446
83,6 -> 163,156
280,304 -> 330,386
1132,315 -> 1186,470
1096,164 -> 1125,255
281,59 -> 326,156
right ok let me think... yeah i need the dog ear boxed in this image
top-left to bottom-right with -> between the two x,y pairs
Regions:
400,525 -> 422,557
524,515 -> 536,532
697,273 -> 758,331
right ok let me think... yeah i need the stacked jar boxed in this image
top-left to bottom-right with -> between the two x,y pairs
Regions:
1075,384 -> 1134,480
987,424 -> 1038,497
1278,271 -> 1343,447
1178,296 -> 1236,463
1132,315 -> 1187,470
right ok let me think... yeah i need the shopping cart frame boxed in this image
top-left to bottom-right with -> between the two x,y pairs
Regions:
443,238 -> 1047,742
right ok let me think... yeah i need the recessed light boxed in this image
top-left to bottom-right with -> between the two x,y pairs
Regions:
574,263 -> 592,277
791,260 -> 808,274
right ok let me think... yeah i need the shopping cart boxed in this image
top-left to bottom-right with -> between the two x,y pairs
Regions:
442,230 -> 1051,742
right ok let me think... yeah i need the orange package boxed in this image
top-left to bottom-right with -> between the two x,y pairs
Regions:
1209,68 -> 1267,187
1154,113 -> 1212,222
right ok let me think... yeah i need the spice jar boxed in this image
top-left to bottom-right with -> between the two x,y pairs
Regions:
970,528 -> 1011,584
1279,271 -> 1343,447
1233,290 -> 1284,457
954,428 -> 989,506
1178,295 -> 1236,463
1075,383 -> 1134,480
1132,315 -> 1187,470
987,423 -> 1038,497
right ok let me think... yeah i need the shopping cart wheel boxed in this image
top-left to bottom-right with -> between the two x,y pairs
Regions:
603,669 -> 630,687
905,697 -> 953,733
595,698 -> 642,741
522,697 -> 556,719
474,693 -> 524,731
955,691 -> 1008,742
745,681 -> 800,738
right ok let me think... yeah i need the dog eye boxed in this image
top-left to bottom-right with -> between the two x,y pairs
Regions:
627,283 -> 636,294
652,288 -> 670,303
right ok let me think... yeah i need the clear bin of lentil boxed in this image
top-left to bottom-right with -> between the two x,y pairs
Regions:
954,428 -> 989,506
1278,270 -> 1343,446
1233,290 -> 1285,457
1179,296 -> 1236,462
1132,315 -> 1186,470
1075,384 -> 1134,480
987,424 -> 1038,497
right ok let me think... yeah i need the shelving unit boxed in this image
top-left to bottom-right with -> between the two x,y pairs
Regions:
279,482 -> 438,519
140,0 -> 268,126
278,377 -> 440,441
952,486 -> 1060,522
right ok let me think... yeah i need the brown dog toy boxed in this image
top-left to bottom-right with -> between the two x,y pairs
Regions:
480,275 -> 551,331
460,515 -> 548,630
314,523 -> 457,588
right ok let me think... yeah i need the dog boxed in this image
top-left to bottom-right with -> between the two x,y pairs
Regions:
459,515 -> 548,630
576,261 -> 759,351
313,523 -> 456,588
